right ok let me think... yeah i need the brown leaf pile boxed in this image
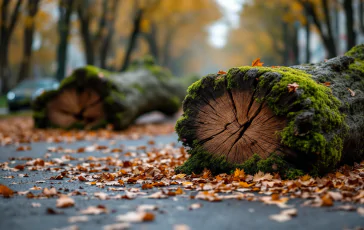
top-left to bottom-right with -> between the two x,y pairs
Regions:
0,116 -> 363,227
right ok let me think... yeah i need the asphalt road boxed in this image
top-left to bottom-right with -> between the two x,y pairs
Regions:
0,134 -> 363,230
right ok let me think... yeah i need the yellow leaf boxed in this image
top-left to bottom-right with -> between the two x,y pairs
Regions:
239,182 -> 254,188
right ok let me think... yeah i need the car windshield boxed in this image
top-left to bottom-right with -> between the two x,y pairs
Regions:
16,80 -> 56,89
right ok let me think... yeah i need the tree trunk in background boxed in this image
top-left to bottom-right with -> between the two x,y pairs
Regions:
120,8 -> 143,71
333,0 -> 340,47
321,0 -> 337,58
292,24 -> 299,65
343,0 -> 356,50
0,0 -> 22,93
18,0 -> 40,83
56,0 -> 74,81
305,16 -> 311,63
282,21 -> 289,66
300,0 -> 337,58
360,0 -> 364,34
99,0 -> 118,69
143,23 -> 159,63
162,28 -> 175,69
77,0 -> 94,65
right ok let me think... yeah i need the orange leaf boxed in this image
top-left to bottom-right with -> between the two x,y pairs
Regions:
239,182 -> 254,188
0,184 -> 14,198
323,82 -> 331,87
287,82 -> 299,93
321,194 -> 333,207
217,70 -> 227,75
252,58 -> 264,67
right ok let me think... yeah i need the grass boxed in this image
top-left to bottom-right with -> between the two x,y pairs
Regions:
0,95 -> 7,108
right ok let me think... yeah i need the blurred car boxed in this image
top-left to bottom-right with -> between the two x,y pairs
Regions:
7,78 -> 59,112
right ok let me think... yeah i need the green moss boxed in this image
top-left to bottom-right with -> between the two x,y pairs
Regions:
285,169 -> 305,179
160,96 -> 181,115
176,148 -> 305,179
175,147 -> 235,175
345,44 -> 364,60
186,79 -> 203,99
348,60 -> 364,75
132,83 -> 145,93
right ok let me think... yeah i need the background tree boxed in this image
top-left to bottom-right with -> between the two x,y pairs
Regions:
76,0 -> 118,67
55,0 -> 74,81
0,0 -> 22,93
18,0 -> 41,83
343,0 -> 355,50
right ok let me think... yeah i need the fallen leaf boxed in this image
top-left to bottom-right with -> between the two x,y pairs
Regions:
189,203 -> 202,210
239,182 -> 254,188
357,207 -> 364,216
269,208 -> 297,223
287,82 -> 299,93
43,187 -> 57,196
78,175 -> 87,181
136,204 -> 158,212
252,58 -> 264,67
16,146 -> 31,151
31,202 -> 41,208
347,88 -> 355,97
323,82 -> 331,86
80,206 -> 107,215
103,223 -> 130,230
0,184 -> 14,198
332,205 -> 356,211
321,194 -> 333,207
68,215 -> 89,223
94,192 -> 109,200
174,224 -> 191,230
217,70 -> 227,74
146,191 -> 168,199
116,211 -> 155,222
253,171 -> 273,182
56,195 -> 75,208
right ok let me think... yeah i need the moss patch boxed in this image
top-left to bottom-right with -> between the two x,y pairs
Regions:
176,148 -> 304,179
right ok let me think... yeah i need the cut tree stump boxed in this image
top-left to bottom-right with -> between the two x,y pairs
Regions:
33,58 -> 186,130
176,44 -> 364,177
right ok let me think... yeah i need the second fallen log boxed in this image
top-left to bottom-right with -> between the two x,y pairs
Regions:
33,60 -> 186,130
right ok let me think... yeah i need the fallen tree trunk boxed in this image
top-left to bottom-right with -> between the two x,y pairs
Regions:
33,58 -> 186,130
176,44 -> 364,178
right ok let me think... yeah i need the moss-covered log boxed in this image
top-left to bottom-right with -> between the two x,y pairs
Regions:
33,58 -> 186,130
176,44 -> 364,178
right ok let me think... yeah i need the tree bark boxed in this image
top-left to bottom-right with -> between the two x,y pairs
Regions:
299,0 -> 337,58
321,0 -> 337,57
142,23 -> 159,63
18,0 -> 40,83
55,0 -> 74,81
0,0 -> 22,93
360,0 -> 364,34
305,15 -> 311,63
99,0 -> 118,69
120,8 -> 143,71
33,60 -> 186,130
77,0 -> 94,65
175,44 -> 364,178
343,0 -> 356,50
